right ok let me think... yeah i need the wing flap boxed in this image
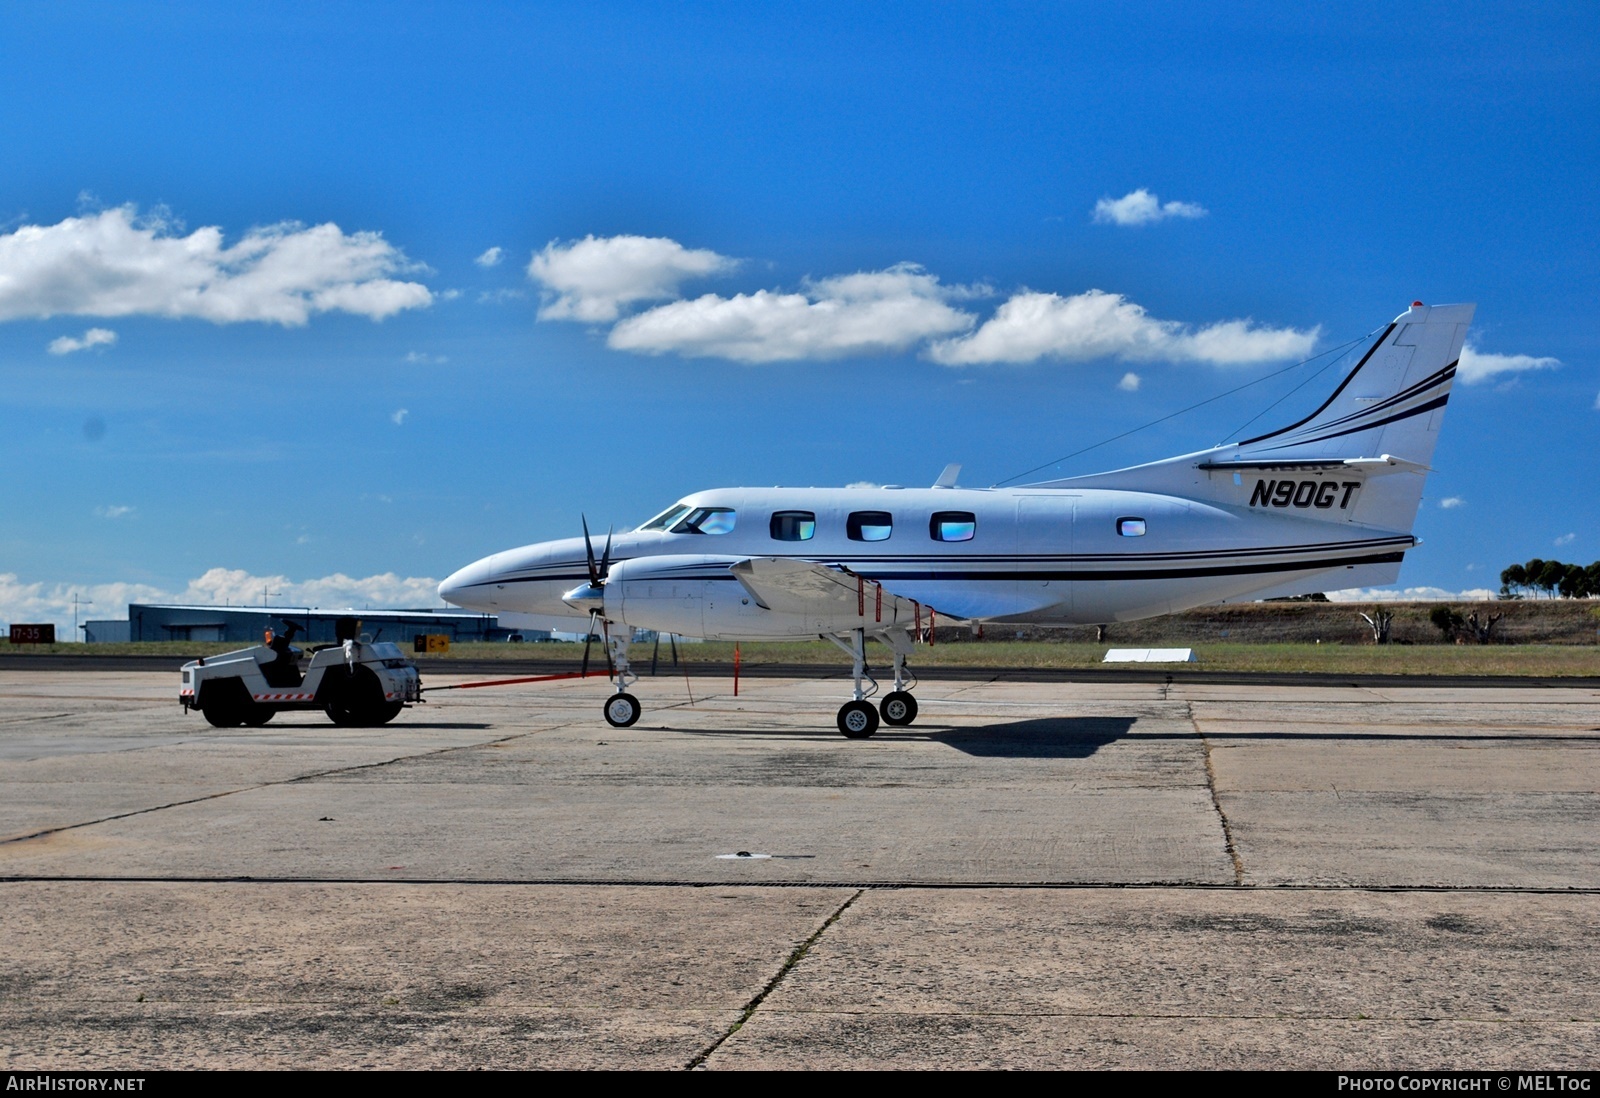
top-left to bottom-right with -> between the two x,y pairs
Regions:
729,558 -> 941,627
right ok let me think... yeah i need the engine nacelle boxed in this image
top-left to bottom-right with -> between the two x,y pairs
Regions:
604,554 -> 837,640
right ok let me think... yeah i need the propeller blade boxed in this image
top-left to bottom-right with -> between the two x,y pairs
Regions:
600,616 -> 616,677
599,526 -> 614,583
581,515 -> 600,587
580,609 -> 598,676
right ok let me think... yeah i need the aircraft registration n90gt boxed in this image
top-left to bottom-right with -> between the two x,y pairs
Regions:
440,301 -> 1473,737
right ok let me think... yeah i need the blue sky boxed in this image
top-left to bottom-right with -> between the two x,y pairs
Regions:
2,2 -> 1596,632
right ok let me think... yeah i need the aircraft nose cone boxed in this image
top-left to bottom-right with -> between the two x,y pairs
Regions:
438,560 -> 492,610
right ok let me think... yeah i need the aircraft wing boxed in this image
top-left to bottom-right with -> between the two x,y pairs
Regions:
728,557 -> 940,628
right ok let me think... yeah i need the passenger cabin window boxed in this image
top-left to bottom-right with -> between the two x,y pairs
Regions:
672,507 -> 737,535
848,511 -> 893,542
930,511 -> 977,542
1117,517 -> 1147,537
770,511 -> 816,541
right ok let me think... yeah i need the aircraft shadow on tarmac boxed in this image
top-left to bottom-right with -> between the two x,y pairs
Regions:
923,716 -> 1137,758
680,716 -> 1137,758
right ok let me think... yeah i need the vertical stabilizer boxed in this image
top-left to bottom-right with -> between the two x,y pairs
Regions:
1040,302 -> 1474,535
1233,302 -> 1473,468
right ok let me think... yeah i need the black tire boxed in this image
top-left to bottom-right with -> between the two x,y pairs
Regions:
603,692 -> 641,728
324,666 -> 396,727
325,702 -> 362,727
837,700 -> 879,739
371,701 -> 404,725
203,705 -> 241,728
880,691 -> 918,726
200,678 -> 248,728
241,706 -> 275,726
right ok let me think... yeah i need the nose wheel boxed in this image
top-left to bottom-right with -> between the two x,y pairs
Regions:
604,692 -> 641,728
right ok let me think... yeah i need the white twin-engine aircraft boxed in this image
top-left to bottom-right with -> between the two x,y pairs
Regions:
440,301 -> 1473,737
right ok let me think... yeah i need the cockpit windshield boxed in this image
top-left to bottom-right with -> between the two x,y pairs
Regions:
672,507 -> 737,535
638,502 -> 693,531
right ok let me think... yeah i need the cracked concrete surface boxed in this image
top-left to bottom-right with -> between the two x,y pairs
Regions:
0,669 -> 1596,1068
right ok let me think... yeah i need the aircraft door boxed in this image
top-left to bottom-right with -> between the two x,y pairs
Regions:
1015,494 -> 1075,619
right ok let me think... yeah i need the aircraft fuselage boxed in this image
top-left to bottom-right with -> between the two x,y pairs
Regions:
438,481 -> 1409,639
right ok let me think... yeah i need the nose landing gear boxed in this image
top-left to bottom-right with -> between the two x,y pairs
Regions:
599,624 -> 640,727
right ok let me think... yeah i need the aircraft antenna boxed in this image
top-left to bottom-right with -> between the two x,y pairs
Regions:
989,326 -> 1379,487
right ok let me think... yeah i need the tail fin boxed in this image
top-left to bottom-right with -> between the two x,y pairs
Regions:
1040,302 -> 1475,533
1231,301 -> 1473,467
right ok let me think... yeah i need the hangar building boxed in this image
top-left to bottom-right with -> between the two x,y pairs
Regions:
85,604 -> 527,645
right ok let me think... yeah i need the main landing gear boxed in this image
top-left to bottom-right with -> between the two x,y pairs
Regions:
826,627 -> 918,739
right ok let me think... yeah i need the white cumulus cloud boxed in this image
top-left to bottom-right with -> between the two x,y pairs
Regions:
1456,342 -> 1560,384
475,246 -> 504,268
1117,371 -> 1141,392
928,288 -> 1316,367
175,567 -> 442,609
0,568 -> 447,636
48,327 -> 117,355
608,263 -> 978,363
1438,497 -> 1465,509
529,234 -> 737,322
1554,532 -> 1576,546
94,504 -> 135,519
391,408 -> 409,426
1092,188 -> 1208,226
0,205 -> 432,326
1326,586 -> 1496,602
0,573 -> 167,635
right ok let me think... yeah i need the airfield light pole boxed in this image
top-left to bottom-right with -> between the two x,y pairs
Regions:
72,594 -> 91,643
262,588 -> 280,608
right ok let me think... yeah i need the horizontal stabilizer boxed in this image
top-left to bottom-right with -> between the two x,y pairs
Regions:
1195,454 -> 1429,476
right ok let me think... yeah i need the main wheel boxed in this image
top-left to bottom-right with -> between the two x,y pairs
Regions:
880,691 -> 918,726
604,692 -> 641,728
837,700 -> 879,739
241,706 -> 275,726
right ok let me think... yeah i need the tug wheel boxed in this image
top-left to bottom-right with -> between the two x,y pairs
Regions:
200,678 -> 249,728
325,667 -> 399,727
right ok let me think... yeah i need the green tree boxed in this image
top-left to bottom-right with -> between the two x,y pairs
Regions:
1429,606 -> 1464,640
1500,562 -> 1528,599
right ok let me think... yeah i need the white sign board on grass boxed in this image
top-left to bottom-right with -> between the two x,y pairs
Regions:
1102,648 -> 1197,663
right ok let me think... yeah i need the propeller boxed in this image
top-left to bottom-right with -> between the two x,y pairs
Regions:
564,515 -> 613,614
570,516 -> 616,679
582,515 -> 614,588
